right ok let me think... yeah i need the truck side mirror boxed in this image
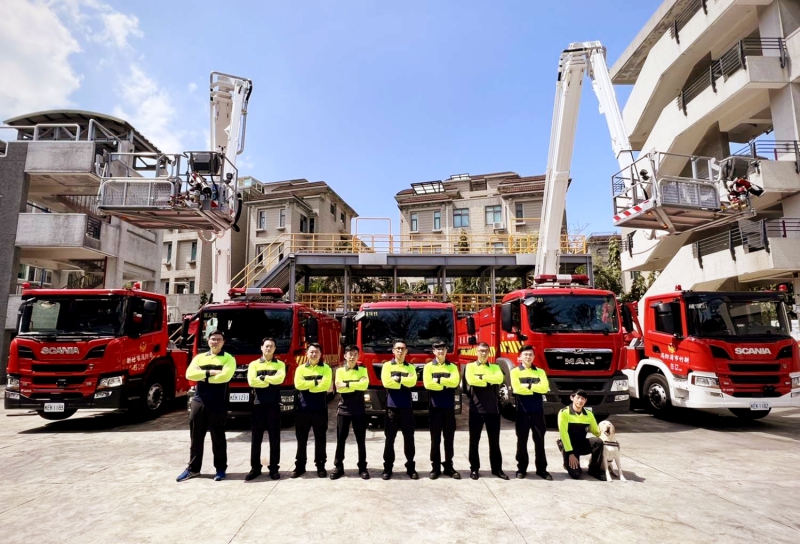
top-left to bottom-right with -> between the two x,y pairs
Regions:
466,315 -> 476,335
17,302 -> 33,333
340,315 -> 354,346
143,300 -> 158,313
468,335 -> 477,346
500,304 -> 513,333
621,304 -> 634,333
306,317 -> 319,344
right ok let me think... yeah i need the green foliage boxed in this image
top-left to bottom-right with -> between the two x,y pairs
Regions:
199,291 -> 209,307
589,238 -> 657,302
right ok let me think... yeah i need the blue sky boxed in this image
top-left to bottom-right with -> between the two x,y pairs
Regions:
3,0 -> 659,235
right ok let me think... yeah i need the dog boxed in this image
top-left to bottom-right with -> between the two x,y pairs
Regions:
598,420 -> 626,482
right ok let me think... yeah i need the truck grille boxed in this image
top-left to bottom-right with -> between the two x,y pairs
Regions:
544,349 -> 613,371
32,364 -> 88,373
550,380 -> 605,392
728,375 -> 780,385
31,376 -> 85,386
728,364 -> 780,373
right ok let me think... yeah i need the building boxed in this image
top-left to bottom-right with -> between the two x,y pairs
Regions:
610,0 -> 800,310
0,110 -> 165,373
587,232 -> 622,266
159,230 -> 213,321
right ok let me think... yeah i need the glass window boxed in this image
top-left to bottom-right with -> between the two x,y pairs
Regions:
18,264 -> 25,279
164,243 -> 172,262
485,205 -> 502,225
492,242 -> 505,253
255,244 -> 268,265
410,213 -> 418,232
686,295 -> 789,337
515,202 -> 524,219
257,210 -> 266,230
300,215 -> 308,233
200,308 -> 294,355
309,217 -> 315,233
190,241 -> 197,261
20,296 -> 125,337
279,209 -> 286,227
164,281 -> 170,294
453,208 -> 469,228
433,211 -> 441,230
340,212 -> 345,224
330,202 -> 336,215
359,309 -> 454,354
189,280 -> 195,294
526,295 -> 620,333
27,267 -> 37,281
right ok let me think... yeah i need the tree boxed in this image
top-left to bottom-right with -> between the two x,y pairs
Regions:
588,238 -> 657,302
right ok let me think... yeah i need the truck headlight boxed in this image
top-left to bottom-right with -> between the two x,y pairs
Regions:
611,379 -> 628,392
791,376 -> 800,388
6,376 -> 19,391
691,375 -> 719,388
98,375 -> 125,388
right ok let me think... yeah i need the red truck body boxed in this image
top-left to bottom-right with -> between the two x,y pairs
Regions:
622,289 -> 800,419
341,298 -> 462,417
457,284 -> 630,418
186,289 -> 341,415
5,288 -> 190,420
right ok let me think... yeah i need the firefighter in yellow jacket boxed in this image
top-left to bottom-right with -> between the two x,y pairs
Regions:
330,345 -> 370,479
422,341 -> 461,479
246,337 -> 286,481
510,345 -> 551,480
291,343 -> 332,478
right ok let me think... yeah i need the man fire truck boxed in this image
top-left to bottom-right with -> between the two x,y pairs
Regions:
185,287 -> 341,416
6,285 -> 190,420
340,297 -> 462,423
620,288 -> 800,419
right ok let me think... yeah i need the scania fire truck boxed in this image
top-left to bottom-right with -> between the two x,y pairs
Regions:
457,275 -> 630,419
340,297 -> 462,420
621,288 -> 800,419
6,286 -> 190,420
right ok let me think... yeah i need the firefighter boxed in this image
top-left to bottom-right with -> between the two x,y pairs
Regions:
380,340 -> 419,480
510,345 -> 551,480
464,341 -> 509,480
422,341 -> 462,480
246,337 -> 286,481
177,329 -> 236,482
291,343 -> 332,478
331,345 -> 370,480
558,389 -> 605,480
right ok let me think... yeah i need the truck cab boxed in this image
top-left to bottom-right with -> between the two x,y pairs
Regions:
623,289 -> 800,419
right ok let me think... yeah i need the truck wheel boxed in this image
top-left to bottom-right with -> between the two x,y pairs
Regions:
643,374 -> 671,415
37,408 -> 78,421
138,371 -> 172,418
730,408 -> 771,420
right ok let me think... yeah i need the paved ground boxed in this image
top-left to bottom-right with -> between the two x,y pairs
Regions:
1,396 -> 799,544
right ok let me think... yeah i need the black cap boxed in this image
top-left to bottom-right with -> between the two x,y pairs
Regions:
572,389 -> 588,400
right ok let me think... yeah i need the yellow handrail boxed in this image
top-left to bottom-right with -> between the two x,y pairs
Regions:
296,292 -> 497,313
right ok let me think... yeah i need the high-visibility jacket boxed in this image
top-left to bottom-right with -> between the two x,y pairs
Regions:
423,359 -> 460,409
510,365 -> 549,413
464,361 -> 504,413
380,360 -> 417,409
335,364 -> 369,415
247,358 -> 286,404
557,405 -> 600,455
186,351 -> 236,411
294,361 -> 332,411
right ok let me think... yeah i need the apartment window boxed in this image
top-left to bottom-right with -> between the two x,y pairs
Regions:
309,217 -> 316,233
164,243 -> 172,263
18,264 -> 25,279
453,208 -> 469,228
492,242 -> 505,254
410,213 -> 418,232
300,215 -> 308,233
331,202 -> 336,216
43,270 -> 52,285
164,281 -> 170,294
485,205 -> 502,225
190,241 -> 197,262
279,208 -> 286,228
515,202 -> 524,220
256,244 -> 268,265
340,212 -> 345,224
257,210 -> 267,230
189,280 -> 196,294
175,281 -> 189,295
433,211 -> 441,230
27,267 -> 37,282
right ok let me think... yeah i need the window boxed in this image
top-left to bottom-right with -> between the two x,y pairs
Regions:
257,210 -> 267,230
340,212 -> 345,224
410,213 -> 418,232
27,266 -> 37,282
164,281 -> 170,294
279,208 -> 286,228
330,202 -> 336,216
18,264 -> 25,279
515,202 -> 524,220
300,215 -> 308,233
255,244 -> 268,265
492,242 -> 505,254
485,205 -> 502,225
654,302 -> 682,336
189,280 -> 195,294
131,297 -> 162,335
309,217 -> 315,233
433,211 -> 441,230
43,270 -> 52,285
453,208 -> 469,228
190,241 -> 197,262
164,243 -> 172,262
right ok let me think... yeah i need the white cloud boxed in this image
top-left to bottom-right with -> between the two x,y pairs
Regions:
0,0 -> 82,119
51,0 -> 142,49
97,11 -> 143,49
188,82 -> 198,93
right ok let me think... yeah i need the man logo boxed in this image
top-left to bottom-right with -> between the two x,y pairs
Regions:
734,347 -> 772,355
41,347 -> 80,355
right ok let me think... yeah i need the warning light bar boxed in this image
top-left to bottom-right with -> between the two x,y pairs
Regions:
533,274 -> 590,287
227,287 -> 284,300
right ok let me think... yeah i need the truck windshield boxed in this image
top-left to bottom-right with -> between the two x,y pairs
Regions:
360,309 -> 454,353
199,308 -> 293,355
686,296 -> 790,337
19,296 -> 124,337
526,295 -> 619,333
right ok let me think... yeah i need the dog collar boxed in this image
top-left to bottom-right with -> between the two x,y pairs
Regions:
603,441 -> 620,448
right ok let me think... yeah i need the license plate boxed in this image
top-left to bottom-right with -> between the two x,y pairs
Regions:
230,393 -> 249,402
411,392 -> 419,401
750,402 -> 769,411
44,403 -> 65,412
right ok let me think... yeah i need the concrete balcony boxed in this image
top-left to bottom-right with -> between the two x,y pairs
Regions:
15,213 -> 120,262
166,294 -> 202,322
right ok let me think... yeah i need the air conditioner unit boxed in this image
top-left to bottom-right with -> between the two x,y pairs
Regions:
492,222 -> 506,231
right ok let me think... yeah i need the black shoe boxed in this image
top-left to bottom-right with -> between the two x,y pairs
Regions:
330,467 -> 344,480
269,471 -> 281,480
360,471 -> 370,480
429,471 -> 440,480
536,471 -> 553,481
381,471 -> 392,480
290,468 -> 306,479
515,471 -> 526,479
408,470 -> 419,480
443,469 -> 461,480
245,469 -> 262,481
588,470 -> 607,481
470,470 -> 479,480
317,468 -> 328,478
492,471 -> 510,480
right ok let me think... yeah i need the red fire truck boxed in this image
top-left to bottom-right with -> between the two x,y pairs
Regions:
340,297 -> 462,420
184,287 -> 341,416
457,275 -> 630,420
621,288 -> 800,419
5,286 -> 190,421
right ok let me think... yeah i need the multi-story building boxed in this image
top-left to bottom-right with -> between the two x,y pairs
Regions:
159,230 -> 213,321
587,232 -> 622,266
0,110 -> 165,373
610,0 -> 800,310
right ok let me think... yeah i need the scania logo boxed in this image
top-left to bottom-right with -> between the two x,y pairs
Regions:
734,347 -> 771,355
41,347 -> 80,355
564,358 -> 595,365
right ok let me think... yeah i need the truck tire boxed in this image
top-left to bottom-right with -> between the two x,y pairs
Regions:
37,408 -> 78,421
643,373 -> 671,415
730,408 -> 771,420
496,359 -> 516,421
137,369 -> 172,419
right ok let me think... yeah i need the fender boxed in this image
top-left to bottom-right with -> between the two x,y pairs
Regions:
129,357 -> 176,399
627,358 -> 678,400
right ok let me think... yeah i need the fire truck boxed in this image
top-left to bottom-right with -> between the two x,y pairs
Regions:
340,297 -> 462,420
620,288 -> 800,419
5,286 -> 190,420
184,287 -> 341,416
457,274 -> 630,419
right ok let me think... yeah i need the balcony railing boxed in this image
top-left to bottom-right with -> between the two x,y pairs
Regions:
677,38 -> 787,114
688,218 -> 800,267
669,0 -> 708,44
732,140 -> 800,173
296,292 -> 495,314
